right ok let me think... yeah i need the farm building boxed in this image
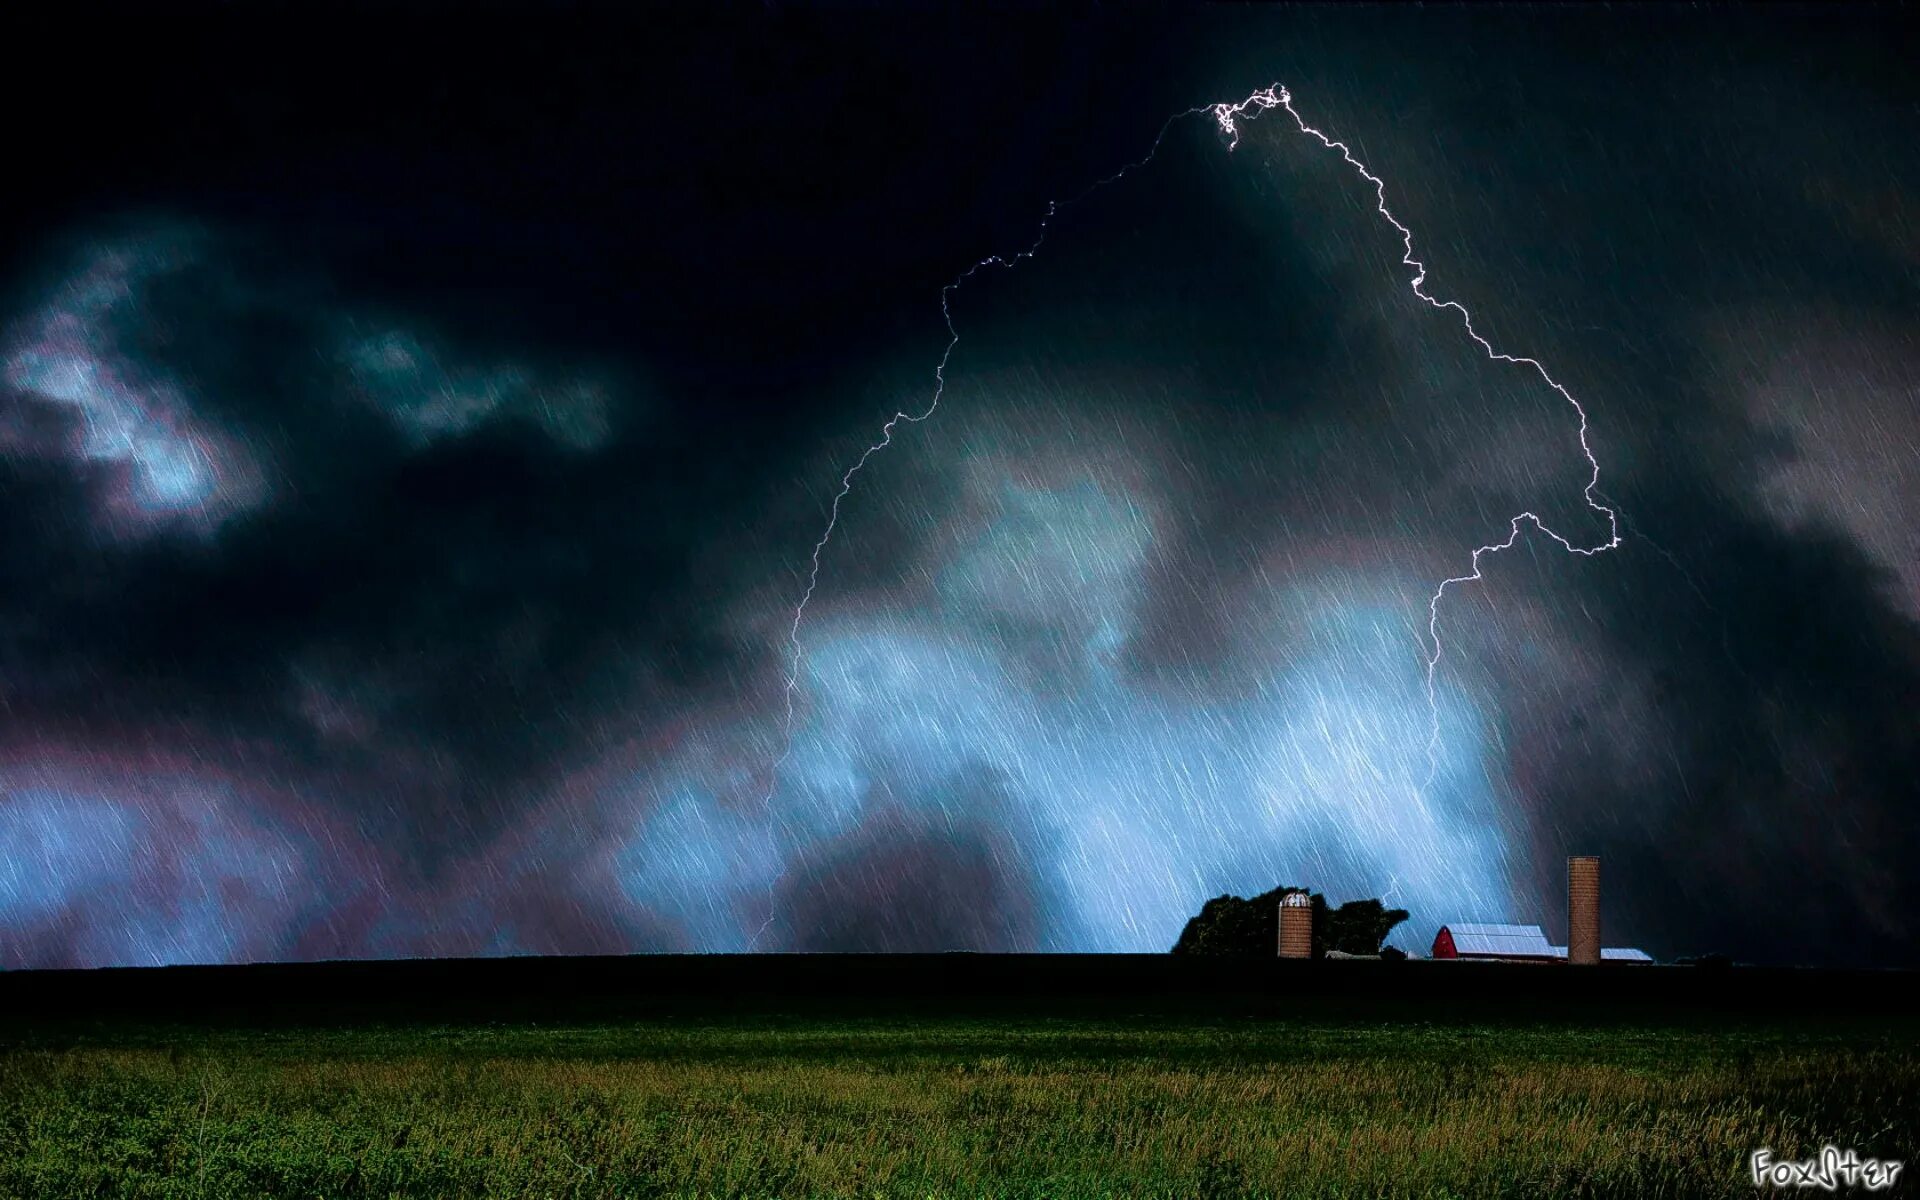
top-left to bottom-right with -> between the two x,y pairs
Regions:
1552,946 -> 1654,963
1430,923 -> 1652,963
1431,923 -> 1560,961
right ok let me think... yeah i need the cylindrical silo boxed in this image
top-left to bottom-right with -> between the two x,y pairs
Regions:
1279,892 -> 1313,959
1568,856 -> 1600,966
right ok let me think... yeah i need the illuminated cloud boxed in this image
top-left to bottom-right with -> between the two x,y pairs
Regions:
1,226 -> 623,548
0,231 -> 266,534
0,750 -> 381,969
342,326 -> 614,451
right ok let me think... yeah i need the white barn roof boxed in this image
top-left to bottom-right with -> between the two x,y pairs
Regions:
1444,923 -> 1558,958
1550,945 -> 1654,963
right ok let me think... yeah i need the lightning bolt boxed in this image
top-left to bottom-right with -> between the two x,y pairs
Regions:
753,83 -> 1620,948
1212,85 -> 1621,803
747,107 -> 1212,949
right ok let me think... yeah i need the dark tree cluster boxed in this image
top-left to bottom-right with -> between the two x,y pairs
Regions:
1170,888 -> 1409,958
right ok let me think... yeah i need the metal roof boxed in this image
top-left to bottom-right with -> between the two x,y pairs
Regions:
1550,946 -> 1654,963
1442,923 -> 1558,958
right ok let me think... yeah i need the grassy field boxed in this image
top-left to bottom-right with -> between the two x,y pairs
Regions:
1,1014 -> 1914,1199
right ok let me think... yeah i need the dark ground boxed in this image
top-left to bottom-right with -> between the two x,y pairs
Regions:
3,957 -> 1915,1198
4,954 -> 1916,1026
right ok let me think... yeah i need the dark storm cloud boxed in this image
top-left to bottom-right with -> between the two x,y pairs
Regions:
0,217 -> 774,860
1433,35 -> 1920,965
0,6 -> 1915,966
776,767 -> 1049,954
1,217 -> 618,554
788,24 -> 1920,963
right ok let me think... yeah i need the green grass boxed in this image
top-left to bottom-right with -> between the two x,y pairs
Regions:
1,1015 -> 1914,1199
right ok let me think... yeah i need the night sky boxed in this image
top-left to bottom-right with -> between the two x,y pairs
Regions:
2,5 -> 1916,968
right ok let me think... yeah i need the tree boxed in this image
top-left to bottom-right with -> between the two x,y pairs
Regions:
1171,886 -> 1324,957
1170,888 -> 1407,958
1321,898 -> 1410,957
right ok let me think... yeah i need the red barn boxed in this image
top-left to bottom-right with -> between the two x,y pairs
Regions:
1430,923 -> 1560,961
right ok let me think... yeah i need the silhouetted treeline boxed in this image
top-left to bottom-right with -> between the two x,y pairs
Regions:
1171,887 -> 1409,958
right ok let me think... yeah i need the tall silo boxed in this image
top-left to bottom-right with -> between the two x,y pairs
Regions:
1279,891 -> 1313,959
1568,856 -> 1601,966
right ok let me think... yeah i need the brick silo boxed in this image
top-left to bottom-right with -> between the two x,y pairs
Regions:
1279,892 -> 1313,959
1568,856 -> 1601,966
